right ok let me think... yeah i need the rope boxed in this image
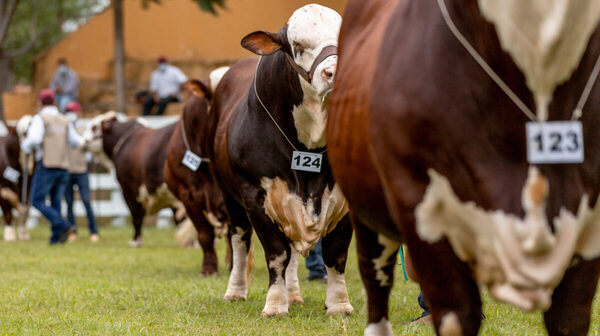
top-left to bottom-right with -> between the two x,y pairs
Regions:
111,126 -> 139,158
396,245 -> 409,281
253,56 -> 327,154
179,116 -> 210,162
437,0 -> 600,122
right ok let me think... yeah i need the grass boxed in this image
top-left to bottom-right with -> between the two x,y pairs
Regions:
0,226 -> 599,335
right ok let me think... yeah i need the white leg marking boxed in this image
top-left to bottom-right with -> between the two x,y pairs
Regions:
439,312 -> 463,336
3,225 -> 16,242
224,228 -> 249,301
262,251 -> 289,316
128,237 -> 143,247
325,266 -> 354,315
372,235 -> 400,287
364,318 -> 393,336
286,248 -> 303,304
17,225 -> 30,240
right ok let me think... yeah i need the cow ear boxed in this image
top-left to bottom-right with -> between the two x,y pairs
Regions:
241,31 -> 282,55
101,118 -> 115,132
184,79 -> 212,100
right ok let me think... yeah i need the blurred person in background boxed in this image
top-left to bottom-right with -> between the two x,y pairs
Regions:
305,239 -> 327,282
64,102 -> 99,243
21,89 -> 84,245
141,55 -> 188,116
50,58 -> 79,113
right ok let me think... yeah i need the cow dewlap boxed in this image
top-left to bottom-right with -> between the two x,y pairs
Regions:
416,167 -> 600,311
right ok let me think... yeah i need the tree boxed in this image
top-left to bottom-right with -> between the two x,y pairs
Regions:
0,0 -> 102,121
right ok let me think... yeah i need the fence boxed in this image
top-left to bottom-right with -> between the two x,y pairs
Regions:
25,115 -> 179,229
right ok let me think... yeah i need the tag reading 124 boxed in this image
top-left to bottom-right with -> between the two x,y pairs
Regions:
526,121 -> 584,164
291,151 -> 322,173
2,166 -> 19,184
182,150 -> 202,171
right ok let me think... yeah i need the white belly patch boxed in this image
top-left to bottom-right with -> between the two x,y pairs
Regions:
416,167 -> 600,311
261,177 -> 349,257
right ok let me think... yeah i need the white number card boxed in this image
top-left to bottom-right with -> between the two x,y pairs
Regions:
291,151 -> 323,173
3,166 -> 19,184
526,121 -> 584,164
182,150 -> 202,171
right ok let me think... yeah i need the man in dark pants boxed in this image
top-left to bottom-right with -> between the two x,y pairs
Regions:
305,239 -> 327,282
142,56 -> 188,116
21,89 -> 84,244
64,101 -> 99,242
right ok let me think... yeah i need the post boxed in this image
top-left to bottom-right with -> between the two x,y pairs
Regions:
113,0 -> 126,113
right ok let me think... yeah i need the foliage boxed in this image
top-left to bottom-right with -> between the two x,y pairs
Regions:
142,0 -> 225,14
3,0 -> 104,84
0,225 -> 591,335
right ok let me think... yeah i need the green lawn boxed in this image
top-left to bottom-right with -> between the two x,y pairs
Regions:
0,226 -> 598,335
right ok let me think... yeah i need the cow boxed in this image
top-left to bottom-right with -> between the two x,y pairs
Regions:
206,4 -> 354,316
0,120 -> 31,241
164,71 -> 231,276
327,0 -> 600,335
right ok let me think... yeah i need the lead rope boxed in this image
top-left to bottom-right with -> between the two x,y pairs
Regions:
396,245 -> 409,281
437,0 -> 600,121
179,117 -> 210,162
111,127 -> 139,158
253,56 -> 327,154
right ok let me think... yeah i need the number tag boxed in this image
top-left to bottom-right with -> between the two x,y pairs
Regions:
291,151 -> 323,173
3,166 -> 19,184
182,150 -> 202,171
526,121 -> 584,164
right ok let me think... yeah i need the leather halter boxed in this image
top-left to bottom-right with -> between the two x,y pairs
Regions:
284,45 -> 338,84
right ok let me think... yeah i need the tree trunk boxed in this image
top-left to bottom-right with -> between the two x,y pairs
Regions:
113,0 -> 126,113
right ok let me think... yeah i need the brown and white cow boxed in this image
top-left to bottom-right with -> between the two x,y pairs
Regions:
0,121 -> 31,241
85,113 -> 185,247
328,0 -> 600,335
164,73 -> 230,275
207,4 -> 353,316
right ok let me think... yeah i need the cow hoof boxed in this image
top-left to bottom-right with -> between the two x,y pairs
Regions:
326,302 -> 354,315
261,304 -> 289,317
17,228 -> 30,240
199,269 -> 218,277
128,238 -> 143,247
288,295 -> 304,305
3,226 -> 16,242
223,291 -> 247,301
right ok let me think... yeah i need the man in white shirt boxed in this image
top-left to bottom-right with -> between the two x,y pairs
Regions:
21,89 -> 84,244
142,56 -> 188,115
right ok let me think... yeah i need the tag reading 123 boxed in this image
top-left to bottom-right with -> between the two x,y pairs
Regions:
291,151 -> 323,173
526,121 -> 584,164
182,150 -> 202,171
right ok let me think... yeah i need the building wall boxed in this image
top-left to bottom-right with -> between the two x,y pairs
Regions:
4,0 -> 347,119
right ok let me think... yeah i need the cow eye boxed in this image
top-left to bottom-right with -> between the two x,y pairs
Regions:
293,42 -> 305,55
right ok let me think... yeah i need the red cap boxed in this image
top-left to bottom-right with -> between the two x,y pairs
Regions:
66,101 -> 82,113
39,89 -> 55,104
157,55 -> 167,63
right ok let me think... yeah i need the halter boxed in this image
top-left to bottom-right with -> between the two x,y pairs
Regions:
284,45 -> 338,84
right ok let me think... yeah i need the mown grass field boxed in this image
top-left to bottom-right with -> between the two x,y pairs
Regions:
0,225 -> 599,335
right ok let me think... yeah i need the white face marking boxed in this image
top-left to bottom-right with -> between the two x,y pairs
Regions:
416,166 -> 600,311
439,312 -> 462,336
224,227 -> 250,301
285,248 -> 303,304
324,266 -> 354,315
262,251 -> 289,316
261,177 -> 349,257
372,235 -> 400,287
364,318 -> 393,336
477,0 -> 600,119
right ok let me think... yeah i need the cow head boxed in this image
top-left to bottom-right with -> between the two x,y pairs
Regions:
241,4 -> 341,98
82,111 -> 128,169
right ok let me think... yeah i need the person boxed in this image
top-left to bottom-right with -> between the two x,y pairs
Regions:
305,239 -> 327,282
142,55 -> 188,116
50,58 -> 79,113
64,102 -> 99,243
21,89 -> 84,245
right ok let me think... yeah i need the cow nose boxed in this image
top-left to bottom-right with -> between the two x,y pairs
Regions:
321,68 -> 334,86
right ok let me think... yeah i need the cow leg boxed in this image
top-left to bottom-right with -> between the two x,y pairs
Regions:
123,190 -> 145,247
187,203 -> 218,276
352,213 -> 399,335
285,248 -> 303,304
544,258 -> 600,336
0,199 -> 15,242
223,194 -> 253,301
322,215 -> 354,315
402,218 -> 482,336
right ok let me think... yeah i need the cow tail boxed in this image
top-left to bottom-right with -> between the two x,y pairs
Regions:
246,238 -> 255,284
